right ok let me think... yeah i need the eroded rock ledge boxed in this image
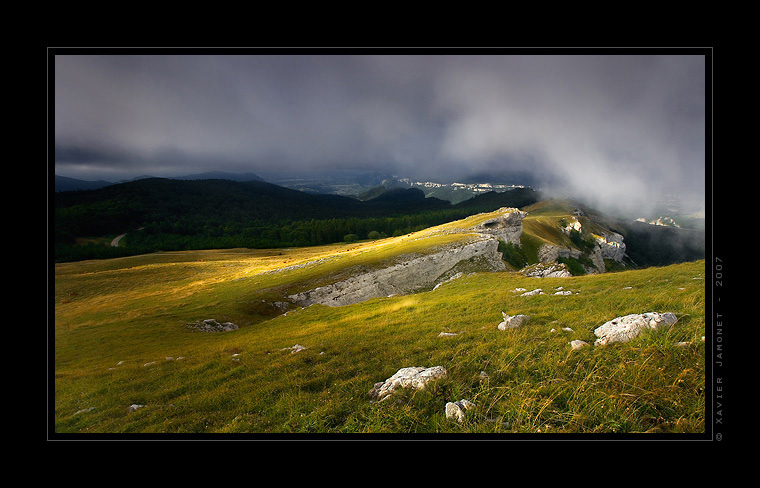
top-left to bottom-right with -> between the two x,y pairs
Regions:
288,237 -> 505,307
476,210 -> 527,245
288,208 -> 526,308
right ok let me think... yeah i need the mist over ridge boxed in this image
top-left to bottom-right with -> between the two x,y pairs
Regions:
54,51 -> 707,220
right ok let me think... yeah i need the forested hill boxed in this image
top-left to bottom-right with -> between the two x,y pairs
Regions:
54,178 -> 456,233
53,177 -> 541,261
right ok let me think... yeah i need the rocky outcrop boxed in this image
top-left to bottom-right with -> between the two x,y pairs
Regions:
538,232 -> 626,275
477,208 -> 528,245
368,366 -> 447,402
592,231 -> 626,263
282,208 -> 526,308
521,262 -> 572,278
289,236 -> 514,308
594,312 -> 677,346
538,244 -> 581,264
556,216 -> 628,274
187,319 -> 239,332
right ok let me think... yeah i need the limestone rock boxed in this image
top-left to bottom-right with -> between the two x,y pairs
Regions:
593,231 -> 626,263
562,218 -> 584,234
289,237 -> 505,308
570,340 -> 589,350
282,344 -> 307,354
521,262 -> 571,278
477,208 -> 527,245
369,366 -> 447,402
594,312 -> 677,346
520,288 -> 544,296
288,208 -> 527,308
538,244 -> 581,264
537,227 -> 626,274
445,399 -> 476,423
187,319 -> 239,332
498,312 -> 529,330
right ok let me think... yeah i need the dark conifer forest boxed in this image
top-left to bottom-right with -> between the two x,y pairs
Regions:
53,178 -> 541,262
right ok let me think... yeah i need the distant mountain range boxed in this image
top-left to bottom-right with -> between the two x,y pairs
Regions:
54,171 -> 265,192
52,174 -> 705,271
53,176 -> 543,262
54,176 -> 538,229
358,176 -> 532,205
54,175 -> 116,192
53,169 -> 534,202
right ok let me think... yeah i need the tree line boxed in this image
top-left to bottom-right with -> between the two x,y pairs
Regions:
53,178 -> 541,262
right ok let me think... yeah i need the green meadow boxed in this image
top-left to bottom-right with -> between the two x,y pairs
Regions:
53,212 -> 706,436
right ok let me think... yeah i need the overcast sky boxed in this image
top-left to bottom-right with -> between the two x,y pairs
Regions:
53,50 -> 707,212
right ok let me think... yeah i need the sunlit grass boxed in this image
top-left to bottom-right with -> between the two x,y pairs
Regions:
53,209 -> 706,436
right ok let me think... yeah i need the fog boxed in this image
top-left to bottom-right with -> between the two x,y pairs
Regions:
53,51 -> 707,215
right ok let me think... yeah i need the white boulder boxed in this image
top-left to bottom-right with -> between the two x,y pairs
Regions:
369,366 -> 447,402
594,312 -> 677,346
445,399 -> 476,423
520,289 -> 544,296
498,312 -> 530,330
570,340 -> 589,350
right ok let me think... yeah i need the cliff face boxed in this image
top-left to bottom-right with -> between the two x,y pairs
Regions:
540,216 -> 627,274
476,209 -> 528,246
288,208 -> 525,307
288,236 -> 506,307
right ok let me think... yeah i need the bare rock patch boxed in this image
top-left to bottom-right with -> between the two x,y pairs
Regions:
594,312 -> 677,346
186,319 -> 239,332
498,312 -> 530,330
368,366 -> 447,402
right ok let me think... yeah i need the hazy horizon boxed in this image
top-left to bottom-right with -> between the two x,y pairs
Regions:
52,49 -> 708,216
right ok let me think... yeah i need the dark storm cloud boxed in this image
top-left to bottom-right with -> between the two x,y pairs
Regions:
53,51 -> 706,211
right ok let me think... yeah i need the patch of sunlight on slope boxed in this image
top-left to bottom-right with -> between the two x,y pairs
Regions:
54,208 -> 521,333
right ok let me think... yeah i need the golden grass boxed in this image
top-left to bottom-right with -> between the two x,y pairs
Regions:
52,210 -> 707,435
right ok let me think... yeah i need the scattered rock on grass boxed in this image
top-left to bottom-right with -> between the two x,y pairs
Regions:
570,340 -> 589,350
445,399 -> 476,423
594,312 -> 677,346
369,366 -> 447,402
282,344 -> 307,354
520,289 -> 544,296
498,312 -> 529,330
187,319 -> 239,332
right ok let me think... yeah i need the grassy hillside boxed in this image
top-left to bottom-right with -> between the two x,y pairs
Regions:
53,211 -> 706,436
